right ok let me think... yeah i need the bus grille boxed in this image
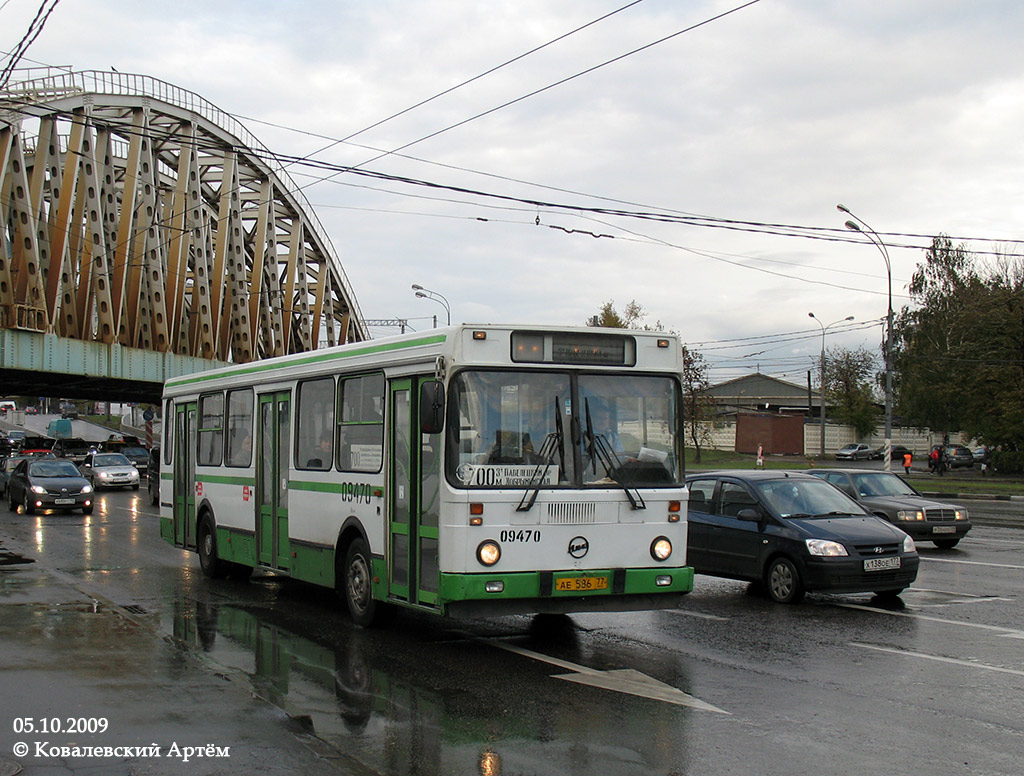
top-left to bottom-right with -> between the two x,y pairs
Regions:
546,502 -> 597,524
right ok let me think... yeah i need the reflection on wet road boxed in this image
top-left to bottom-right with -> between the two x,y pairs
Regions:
1,489 -> 1022,775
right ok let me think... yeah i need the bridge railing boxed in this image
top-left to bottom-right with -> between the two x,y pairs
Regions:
3,68 -> 364,331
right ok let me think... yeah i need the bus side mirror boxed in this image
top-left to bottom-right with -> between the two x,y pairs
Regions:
420,381 -> 445,434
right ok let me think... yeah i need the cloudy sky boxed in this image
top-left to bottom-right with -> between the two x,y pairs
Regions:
4,0 -> 1023,384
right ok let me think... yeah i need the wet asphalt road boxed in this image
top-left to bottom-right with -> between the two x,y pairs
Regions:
0,489 -> 1021,776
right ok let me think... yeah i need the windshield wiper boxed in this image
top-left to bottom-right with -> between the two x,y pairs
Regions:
517,396 -> 564,512
583,399 -> 645,511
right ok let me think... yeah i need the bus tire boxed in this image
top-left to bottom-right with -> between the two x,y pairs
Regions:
341,537 -> 391,627
197,516 -> 229,579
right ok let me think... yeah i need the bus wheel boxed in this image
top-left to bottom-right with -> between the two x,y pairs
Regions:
197,517 -> 228,579
342,538 -> 391,627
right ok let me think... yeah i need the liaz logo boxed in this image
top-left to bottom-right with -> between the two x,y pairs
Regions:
568,536 -> 589,559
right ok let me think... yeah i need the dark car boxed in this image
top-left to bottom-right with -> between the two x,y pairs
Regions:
0,454 -> 28,497
871,444 -> 912,461
808,468 -> 971,549
685,470 -> 919,603
834,443 -> 873,461
943,444 -> 974,469
6,457 -> 94,515
147,447 -> 160,506
51,437 -> 95,465
118,444 -> 149,474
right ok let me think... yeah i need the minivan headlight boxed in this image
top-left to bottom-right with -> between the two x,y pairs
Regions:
806,538 -> 848,557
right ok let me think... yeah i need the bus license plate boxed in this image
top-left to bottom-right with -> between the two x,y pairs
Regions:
54,498 -> 75,505
864,557 -> 901,572
932,525 -> 956,534
555,575 -> 609,592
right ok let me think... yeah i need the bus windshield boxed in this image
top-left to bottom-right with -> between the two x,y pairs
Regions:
448,370 -> 681,489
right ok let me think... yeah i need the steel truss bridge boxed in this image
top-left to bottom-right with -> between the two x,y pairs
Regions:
0,69 -> 366,402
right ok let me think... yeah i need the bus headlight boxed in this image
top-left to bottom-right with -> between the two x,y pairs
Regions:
650,536 -> 672,561
476,540 -> 501,567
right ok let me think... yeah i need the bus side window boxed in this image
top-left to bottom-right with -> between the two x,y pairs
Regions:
338,374 -> 384,472
297,377 -> 335,471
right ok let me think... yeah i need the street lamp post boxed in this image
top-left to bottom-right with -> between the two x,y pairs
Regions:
837,204 -> 893,471
411,284 -> 451,326
808,312 -> 854,457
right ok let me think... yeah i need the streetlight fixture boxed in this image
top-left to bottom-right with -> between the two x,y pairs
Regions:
808,312 -> 854,457
837,203 -> 893,471
411,284 -> 451,326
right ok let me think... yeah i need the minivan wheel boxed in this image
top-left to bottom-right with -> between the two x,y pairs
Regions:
766,557 -> 804,604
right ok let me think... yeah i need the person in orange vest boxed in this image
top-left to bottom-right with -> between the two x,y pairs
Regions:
902,450 -> 912,475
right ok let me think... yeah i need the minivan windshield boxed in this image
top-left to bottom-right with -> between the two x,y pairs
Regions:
753,478 -> 869,518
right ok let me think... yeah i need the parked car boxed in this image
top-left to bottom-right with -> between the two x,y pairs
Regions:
807,468 -> 971,548
834,443 -> 874,461
943,444 -> 974,469
0,454 -> 28,497
973,446 -> 989,463
6,457 -> 94,515
147,447 -> 160,506
51,437 -> 95,465
80,451 -> 140,491
871,444 -> 912,461
685,470 -> 919,603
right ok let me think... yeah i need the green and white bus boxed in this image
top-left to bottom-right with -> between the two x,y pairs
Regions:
160,325 -> 693,625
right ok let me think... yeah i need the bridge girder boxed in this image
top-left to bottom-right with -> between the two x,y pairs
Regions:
0,70 -> 366,371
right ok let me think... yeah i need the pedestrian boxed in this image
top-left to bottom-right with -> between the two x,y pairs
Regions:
928,446 -> 940,475
756,443 -> 764,468
903,451 -> 912,475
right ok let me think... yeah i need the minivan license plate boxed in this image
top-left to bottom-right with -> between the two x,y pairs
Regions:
864,557 -> 901,572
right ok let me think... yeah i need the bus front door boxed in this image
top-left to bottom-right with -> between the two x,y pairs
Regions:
172,402 -> 197,548
388,378 -> 441,608
257,391 -> 291,570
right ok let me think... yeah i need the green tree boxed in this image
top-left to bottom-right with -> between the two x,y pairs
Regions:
891,235 -> 981,437
587,300 -> 662,330
893,235 -> 1024,449
681,345 -> 714,462
822,345 -> 879,439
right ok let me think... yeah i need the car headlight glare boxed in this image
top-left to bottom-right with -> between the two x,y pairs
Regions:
955,510 -> 967,521
650,536 -> 672,561
98,471 -> 112,480
896,509 -> 924,521
903,534 -> 916,553
81,484 -> 93,494
805,538 -> 848,557
31,485 -> 47,494
476,540 -> 501,567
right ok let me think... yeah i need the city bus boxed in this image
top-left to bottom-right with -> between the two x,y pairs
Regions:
159,325 -> 693,625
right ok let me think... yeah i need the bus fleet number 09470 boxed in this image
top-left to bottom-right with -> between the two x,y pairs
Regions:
499,529 -> 542,543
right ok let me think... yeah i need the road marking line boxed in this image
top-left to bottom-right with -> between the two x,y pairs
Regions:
920,557 -> 1024,570
662,609 -> 730,621
479,638 -> 728,714
852,643 -> 1024,677
839,603 -> 1024,639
